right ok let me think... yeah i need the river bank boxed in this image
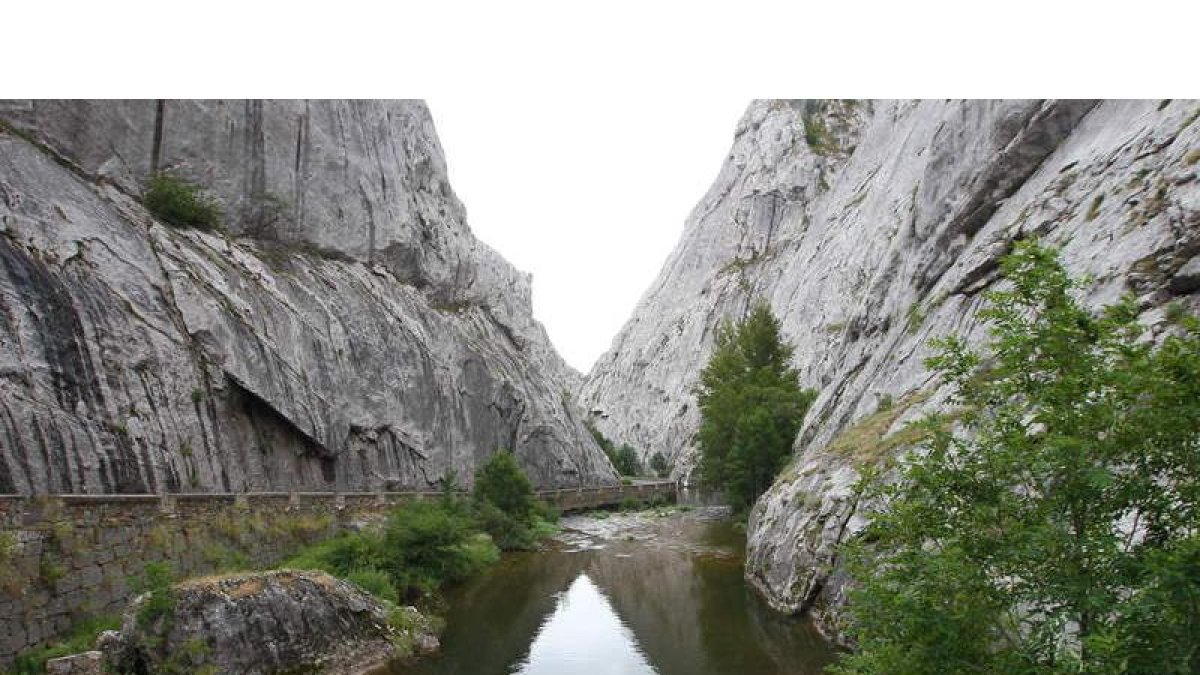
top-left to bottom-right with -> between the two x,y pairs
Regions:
388,505 -> 835,675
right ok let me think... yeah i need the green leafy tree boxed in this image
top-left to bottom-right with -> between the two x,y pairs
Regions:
650,451 -> 670,478
696,303 -> 815,508
835,242 -> 1200,675
586,422 -> 643,475
473,451 -> 535,519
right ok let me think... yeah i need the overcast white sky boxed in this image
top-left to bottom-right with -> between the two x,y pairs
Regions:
431,97 -> 748,373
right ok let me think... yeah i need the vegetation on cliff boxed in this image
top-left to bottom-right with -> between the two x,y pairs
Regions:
143,173 -> 222,231
696,304 -> 816,509
835,242 -> 1200,674
586,422 -> 644,476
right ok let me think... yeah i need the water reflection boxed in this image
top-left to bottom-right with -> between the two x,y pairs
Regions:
513,574 -> 655,674
395,510 -> 834,675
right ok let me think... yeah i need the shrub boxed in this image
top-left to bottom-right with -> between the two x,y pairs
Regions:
472,451 -> 535,521
345,568 -> 399,605
134,561 -> 176,630
144,173 -> 222,230
649,451 -> 670,478
381,500 -> 498,598
835,242 -> 1200,674
470,451 -> 559,551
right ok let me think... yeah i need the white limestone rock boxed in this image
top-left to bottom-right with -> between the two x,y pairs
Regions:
0,100 -> 616,493
581,99 -> 1200,636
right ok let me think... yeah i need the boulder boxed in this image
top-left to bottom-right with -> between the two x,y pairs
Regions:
102,570 -> 435,674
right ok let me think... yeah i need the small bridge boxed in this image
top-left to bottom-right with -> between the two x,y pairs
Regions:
536,480 -> 678,512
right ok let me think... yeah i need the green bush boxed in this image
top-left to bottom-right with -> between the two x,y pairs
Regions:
144,173 -> 222,230
586,423 -> 641,475
381,499 -> 498,598
835,242 -> 1200,674
470,451 -> 558,551
134,561 -> 175,630
472,451 -> 535,521
649,451 -> 670,477
345,568 -> 399,605
284,499 -> 498,603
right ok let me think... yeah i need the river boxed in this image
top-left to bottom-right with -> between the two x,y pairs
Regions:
388,506 -> 836,675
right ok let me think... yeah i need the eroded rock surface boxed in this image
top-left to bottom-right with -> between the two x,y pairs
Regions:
580,99 -> 1200,635
102,570 -> 430,674
0,100 -> 615,493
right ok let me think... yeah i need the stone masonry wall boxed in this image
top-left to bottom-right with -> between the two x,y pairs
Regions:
0,481 -> 677,666
0,492 -> 417,666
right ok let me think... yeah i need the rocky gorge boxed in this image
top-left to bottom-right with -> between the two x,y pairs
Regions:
3,98 -> 1198,672
580,99 -> 1200,638
0,100 -> 616,495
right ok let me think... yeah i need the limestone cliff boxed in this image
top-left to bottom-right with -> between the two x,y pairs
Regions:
0,99 -> 616,494
581,99 -> 1200,634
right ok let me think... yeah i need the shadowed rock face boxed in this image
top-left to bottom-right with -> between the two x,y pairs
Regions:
580,99 -> 1200,635
0,100 -> 616,493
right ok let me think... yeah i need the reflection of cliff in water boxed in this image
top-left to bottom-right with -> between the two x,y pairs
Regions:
395,512 -> 834,675
514,574 -> 655,674
584,518 -> 832,675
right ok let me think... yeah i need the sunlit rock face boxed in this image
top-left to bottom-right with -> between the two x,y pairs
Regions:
580,99 -> 1200,635
0,99 -> 616,493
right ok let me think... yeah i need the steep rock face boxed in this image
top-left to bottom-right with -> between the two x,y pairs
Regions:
0,100 -> 615,493
581,99 -> 1200,633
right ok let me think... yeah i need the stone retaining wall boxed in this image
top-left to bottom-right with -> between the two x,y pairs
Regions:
0,482 -> 676,666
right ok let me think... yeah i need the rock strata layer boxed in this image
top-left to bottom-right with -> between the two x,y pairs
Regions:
0,100 -> 615,493
580,99 -> 1200,635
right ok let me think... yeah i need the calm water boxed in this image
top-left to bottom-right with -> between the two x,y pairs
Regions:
390,508 -> 836,675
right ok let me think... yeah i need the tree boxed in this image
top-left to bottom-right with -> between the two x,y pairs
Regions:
696,303 -> 815,509
650,452 -> 670,478
834,242 -> 1200,675
586,422 -> 643,476
473,450 -> 535,521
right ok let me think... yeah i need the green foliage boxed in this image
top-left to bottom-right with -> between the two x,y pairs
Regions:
144,173 -> 222,230
381,500 -> 498,598
696,304 -> 816,509
586,423 -> 642,475
346,568 -> 400,605
803,111 -> 837,155
470,451 -> 558,550
611,444 -> 642,476
834,241 -> 1200,675
8,615 -> 120,675
650,451 -> 670,478
473,451 -> 535,521
134,562 -> 176,630
284,499 -> 498,603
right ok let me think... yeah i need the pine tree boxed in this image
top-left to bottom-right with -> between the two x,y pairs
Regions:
696,304 -> 815,509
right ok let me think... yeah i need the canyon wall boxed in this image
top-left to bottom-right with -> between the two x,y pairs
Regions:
581,99 -> 1200,634
0,99 -> 616,495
